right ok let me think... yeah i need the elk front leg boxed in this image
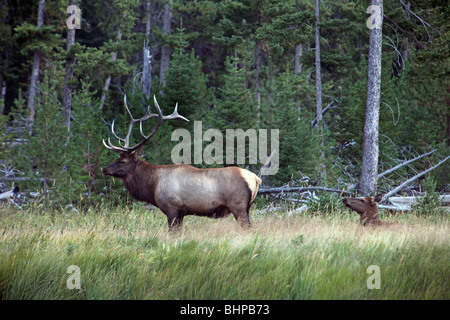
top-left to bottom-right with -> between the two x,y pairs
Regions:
166,211 -> 184,232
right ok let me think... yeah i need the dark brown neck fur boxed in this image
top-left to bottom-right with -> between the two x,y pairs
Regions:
123,159 -> 158,206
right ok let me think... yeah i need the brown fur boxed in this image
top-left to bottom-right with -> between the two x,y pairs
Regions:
342,194 -> 383,226
103,149 -> 262,231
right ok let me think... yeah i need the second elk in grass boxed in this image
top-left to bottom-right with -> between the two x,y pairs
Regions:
102,96 -> 262,232
342,194 -> 383,226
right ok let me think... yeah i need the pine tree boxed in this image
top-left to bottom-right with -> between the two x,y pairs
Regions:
20,73 -> 68,204
67,80 -> 113,206
206,54 -> 256,166
162,27 -> 212,123
271,69 -> 318,183
212,55 -> 255,130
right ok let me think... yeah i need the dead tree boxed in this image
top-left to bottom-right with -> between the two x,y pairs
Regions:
360,0 -> 383,194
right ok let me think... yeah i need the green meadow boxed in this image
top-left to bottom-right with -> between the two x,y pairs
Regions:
0,204 -> 448,300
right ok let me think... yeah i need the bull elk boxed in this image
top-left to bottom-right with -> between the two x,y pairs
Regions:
102,96 -> 262,232
342,194 -> 383,226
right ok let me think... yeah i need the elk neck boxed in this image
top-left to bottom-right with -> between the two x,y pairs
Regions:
122,158 -> 158,206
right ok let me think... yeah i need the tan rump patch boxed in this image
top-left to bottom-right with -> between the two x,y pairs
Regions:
238,169 -> 261,204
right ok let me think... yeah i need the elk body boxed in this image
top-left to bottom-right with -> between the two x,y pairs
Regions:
342,194 -> 383,226
102,96 -> 261,231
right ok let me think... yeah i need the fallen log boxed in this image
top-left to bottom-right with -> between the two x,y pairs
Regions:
0,186 -> 19,201
350,195 -> 450,212
389,195 -> 450,206
258,186 -> 352,195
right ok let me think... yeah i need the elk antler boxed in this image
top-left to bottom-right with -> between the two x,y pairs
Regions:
103,95 -> 189,153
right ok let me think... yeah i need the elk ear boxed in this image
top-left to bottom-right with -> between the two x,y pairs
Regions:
374,194 -> 383,203
131,147 -> 143,158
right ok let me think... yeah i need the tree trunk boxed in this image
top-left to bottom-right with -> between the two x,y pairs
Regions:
142,0 -> 152,99
159,0 -> 172,88
0,81 -> 5,115
294,44 -> 302,111
446,87 -> 450,149
255,42 -> 262,124
314,0 -> 322,134
26,0 -> 45,127
63,0 -> 77,132
315,0 -> 325,166
360,0 -> 383,195
98,29 -> 122,111
294,44 -> 302,75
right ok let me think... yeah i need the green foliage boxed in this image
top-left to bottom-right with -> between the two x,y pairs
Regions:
18,74 -> 69,203
0,0 -> 448,205
73,44 -> 131,89
0,113 -> 12,160
95,0 -> 140,37
270,69 -> 319,183
206,54 -> 257,166
255,0 -> 314,59
65,81 -> 111,206
210,55 -> 256,130
414,177 -> 443,215
162,27 -> 213,122
306,192 -> 343,214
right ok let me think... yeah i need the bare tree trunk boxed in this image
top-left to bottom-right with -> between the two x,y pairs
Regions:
314,0 -> 322,134
255,42 -> 262,124
26,0 -> 45,127
294,44 -> 302,112
360,0 -> 383,195
98,29 -> 122,111
446,88 -> 450,149
142,0 -> 152,99
294,44 -> 302,76
0,81 -> 5,115
63,0 -> 76,132
446,113 -> 450,149
315,0 -> 325,166
159,0 -> 172,88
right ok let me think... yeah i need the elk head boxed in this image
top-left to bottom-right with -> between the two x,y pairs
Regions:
102,95 -> 188,178
342,194 -> 383,226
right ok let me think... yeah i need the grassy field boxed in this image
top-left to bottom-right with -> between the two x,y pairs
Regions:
0,203 -> 448,300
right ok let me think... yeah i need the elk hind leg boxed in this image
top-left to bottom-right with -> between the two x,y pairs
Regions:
230,206 -> 251,229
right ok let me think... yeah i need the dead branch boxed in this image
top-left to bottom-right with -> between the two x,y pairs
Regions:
383,154 -> 450,200
396,0 -> 431,40
346,149 -> 437,192
311,102 -> 335,127
258,149 -> 277,178
378,149 -> 436,179
259,186 -> 352,195
0,187 -> 19,201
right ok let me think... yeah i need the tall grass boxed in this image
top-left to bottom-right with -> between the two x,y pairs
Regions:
0,203 -> 448,299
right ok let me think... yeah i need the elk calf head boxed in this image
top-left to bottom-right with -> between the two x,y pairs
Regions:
342,194 -> 383,226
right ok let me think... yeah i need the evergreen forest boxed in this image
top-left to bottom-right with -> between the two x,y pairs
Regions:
0,0 -> 448,207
